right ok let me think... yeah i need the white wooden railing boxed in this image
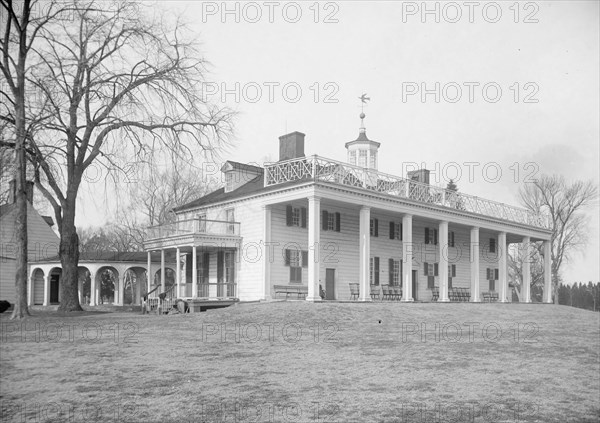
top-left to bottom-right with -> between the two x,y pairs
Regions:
264,155 -> 551,229
145,218 -> 241,241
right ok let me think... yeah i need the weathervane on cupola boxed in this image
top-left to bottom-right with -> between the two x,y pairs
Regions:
345,93 -> 381,170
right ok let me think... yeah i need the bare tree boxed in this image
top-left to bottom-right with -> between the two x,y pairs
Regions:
519,175 -> 598,304
0,0 -> 70,318
20,0 -> 233,311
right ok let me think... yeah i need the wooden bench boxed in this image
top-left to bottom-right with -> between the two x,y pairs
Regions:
274,285 -> 308,299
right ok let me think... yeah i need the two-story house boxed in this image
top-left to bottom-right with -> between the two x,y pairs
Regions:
143,115 -> 553,307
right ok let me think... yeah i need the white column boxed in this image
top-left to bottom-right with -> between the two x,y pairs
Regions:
78,278 -> 83,305
359,206 -> 371,301
498,232 -> 508,302
176,247 -> 181,298
118,274 -> 124,305
263,205 -> 272,301
438,221 -> 449,302
470,227 -> 480,302
522,237 -> 531,303
160,249 -> 165,292
147,251 -> 152,293
401,214 -> 413,301
89,270 -> 96,306
192,246 -> 198,298
43,275 -> 50,306
306,196 -> 321,301
543,240 -> 552,303
27,275 -> 33,306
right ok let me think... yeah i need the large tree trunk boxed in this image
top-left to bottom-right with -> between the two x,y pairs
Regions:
10,78 -> 30,320
57,204 -> 83,312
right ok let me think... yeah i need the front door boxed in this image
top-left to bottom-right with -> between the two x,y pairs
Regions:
50,274 -> 60,304
412,270 -> 418,301
325,269 -> 335,300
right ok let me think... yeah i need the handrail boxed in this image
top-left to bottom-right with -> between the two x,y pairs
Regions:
264,155 -> 551,229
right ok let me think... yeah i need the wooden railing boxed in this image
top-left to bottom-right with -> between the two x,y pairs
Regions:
197,283 -> 236,299
264,155 -> 551,229
146,284 -> 177,313
145,218 -> 241,240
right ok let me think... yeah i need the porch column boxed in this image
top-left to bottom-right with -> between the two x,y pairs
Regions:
43,275 -> 50,306
470,227 -> 480,302
118,274 -> 124,305
78,278 -> 83,305
401,214 -> 413,301
522,237 -> 531,303
176,247 -> 181,298
543,240 -> 552,303
498,232 -> 508,302
438,221 -> 449,302
160,249 -> 165,292
147,251 -> 152,292
263,205 -> 272,301
27,274 -> 33,306
359,206 -> 371,301
89,269 -> 96,306
306,196 -> 321,302
192,246 -> 198,298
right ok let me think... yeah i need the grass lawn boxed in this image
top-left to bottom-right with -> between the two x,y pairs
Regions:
1,302 -> 599,422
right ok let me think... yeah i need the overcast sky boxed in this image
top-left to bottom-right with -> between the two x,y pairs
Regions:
78,0 -> 599,284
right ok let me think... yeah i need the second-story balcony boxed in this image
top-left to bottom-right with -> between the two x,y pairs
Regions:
265,155 -> 551,230
143,218 -> 241,250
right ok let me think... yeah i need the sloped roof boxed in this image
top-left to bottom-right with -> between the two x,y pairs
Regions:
173,174 -> 266,212
220,161 -> 264,174
32,251 -> 165,263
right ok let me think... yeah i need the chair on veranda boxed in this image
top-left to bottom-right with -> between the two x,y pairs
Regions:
381,284 -> 391,301
349,283 -> 359,300
370,285 -> 380,300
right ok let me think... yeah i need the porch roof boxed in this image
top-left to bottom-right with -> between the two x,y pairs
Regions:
31,251 -> 163,263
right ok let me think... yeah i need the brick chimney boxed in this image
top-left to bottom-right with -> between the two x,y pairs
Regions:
407,169 -> 430,185
8,179 -> 34,203
279,131 -> 305,161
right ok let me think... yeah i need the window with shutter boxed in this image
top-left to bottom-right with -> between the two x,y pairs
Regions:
286,205 -> 293,226
490,238 -> 496,253
370,218 -> 378,237
428,276 -> 435,289
322,211 -> 329,231
494,268 -> 499,280
335,212 -> 341,232
374,257 -> 380,285
389,259 -> 394,285
302,251 -> 308,268
449,231 -> 455,247
424,262 -> 429,276
425,228 -> 430,244
489,280 -> 495,291
301,207 -> 307,228
434,229 -> 438,245
434,263 -> 439,276
389,222 -> 395,239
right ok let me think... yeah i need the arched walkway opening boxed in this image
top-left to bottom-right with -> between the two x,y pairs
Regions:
95,266 -> 119,305
48,267 -> 62,305
31,268 -> 45,305
123,267 -> 146,305
78,266 -> 91,305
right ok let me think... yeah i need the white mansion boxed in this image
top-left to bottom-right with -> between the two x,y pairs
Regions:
143,115 -> 553,308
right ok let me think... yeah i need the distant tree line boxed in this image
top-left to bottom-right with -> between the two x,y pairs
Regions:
557,282 -> 600,312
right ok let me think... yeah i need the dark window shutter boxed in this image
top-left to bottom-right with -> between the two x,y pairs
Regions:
217,251 -> 224,283
302,251 -> 308,268
322,211 -> 328,231
389,258 -> 394,284
434,229 -> 438,245
425,227 -> 430,244
448,278 -> 453,289
450,232 -> 455,247
301,207 -> 307,228
428,276 -> 434,289
486,268 -> 491,280
494,268 -> 499,280
490,280 -> 495,291
335,212 -> 341,232
286,205 -> 293,226
490,238 -> 496,253
452,264 -> 456,277
424,262 -> 429,276
400,260 -> 403,280
285,249 -> 290,266
374,219 -> 379,237
400,223 -> 403,241
434,263 -> 439,276
389,222 -> 395,239
374,257 -> 380,285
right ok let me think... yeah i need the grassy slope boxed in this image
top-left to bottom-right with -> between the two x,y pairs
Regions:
1,303 -> 599,423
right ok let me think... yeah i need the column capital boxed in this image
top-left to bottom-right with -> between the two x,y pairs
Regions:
439,220 -> 449,226
307,195 -> 321,202
360,205 -> 370,212
470,226 -> 480,231
402,213 -> 413,219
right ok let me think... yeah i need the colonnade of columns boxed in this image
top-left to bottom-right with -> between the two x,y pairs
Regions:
262,197 -> 553,303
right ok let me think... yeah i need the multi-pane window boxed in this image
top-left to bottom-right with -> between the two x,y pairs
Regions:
358,150 -> 367,167
392,260 -> 400,285
369,152 -> 377,169
425,228 -> 438,245
389,222 -> 402,240
289,250 -> 301,283
226,209 -> 235,234
487,268 -> 499,291
348,150 -> 356,165
424,262 -> 439,289
489,238 -> 496,253
370,218 -> 379,237
448,264 -> 456,289
321,211 -> 340,232
292,207 -> 300,226
225,173 -> 234,192
327,213 -> 335,231
197,214 -> 207,232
